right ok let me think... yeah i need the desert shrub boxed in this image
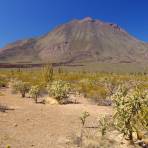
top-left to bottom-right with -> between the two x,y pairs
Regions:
139,91 -> 148,130
57,67 -> 64,74
0,104 -> 9,112
101,77 -> 124,96
6,145 -> 11,148
0,91 -> 4,96
47,80 -> 70,104
112,85 -> 148,143
97,98 -> 112,106
10,80 -> 30,97
0,76 -> 8,87
29,85 -> 41,103
56,71 -> 86,82
77,79 -> 108,101
87,87 -> 108,100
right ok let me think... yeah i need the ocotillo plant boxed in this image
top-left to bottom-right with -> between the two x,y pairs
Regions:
41,64 -> 53,85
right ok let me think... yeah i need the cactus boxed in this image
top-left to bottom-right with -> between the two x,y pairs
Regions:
10,80 -> 30,97
29,85 -> 41,103
112,85 -> 148,143
47,80 -> 70,104
98,115 -> 110,136
80,111 -> 90,127
79,111 -> 90,147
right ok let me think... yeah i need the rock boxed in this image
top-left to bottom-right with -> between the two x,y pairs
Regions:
43,97 -> 59,105
143,139 -> 148,147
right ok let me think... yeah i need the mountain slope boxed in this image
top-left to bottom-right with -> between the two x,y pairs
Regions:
0,17 -> 148,64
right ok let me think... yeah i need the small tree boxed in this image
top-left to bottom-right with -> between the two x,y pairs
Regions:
112,85 -> 148,144
47,80 -> 70,104
11,80 -> 30,98
29,85 -> 41,103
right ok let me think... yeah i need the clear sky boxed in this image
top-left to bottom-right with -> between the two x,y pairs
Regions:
0,0 -> 148,47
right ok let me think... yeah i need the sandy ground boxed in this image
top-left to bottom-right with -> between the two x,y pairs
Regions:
0,88 -> 114,148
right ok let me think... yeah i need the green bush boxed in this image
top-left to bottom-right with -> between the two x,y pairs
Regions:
47,80 -> 70,104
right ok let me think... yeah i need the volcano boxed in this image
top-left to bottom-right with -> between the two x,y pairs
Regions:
0,17 -> 147,65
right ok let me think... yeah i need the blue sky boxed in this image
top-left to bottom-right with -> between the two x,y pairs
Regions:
0,0 -> 148,47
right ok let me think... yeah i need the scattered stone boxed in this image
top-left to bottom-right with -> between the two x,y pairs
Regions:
14,123 -> 18,127
43,97 -> 59,105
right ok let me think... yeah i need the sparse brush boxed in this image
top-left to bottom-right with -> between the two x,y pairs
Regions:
0,92 -> 4,96
78,78 -> 108,101
0,76 -> 8,87
6,145 -> 11,148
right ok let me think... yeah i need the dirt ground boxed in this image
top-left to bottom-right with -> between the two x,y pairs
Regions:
0,88 -> 138,148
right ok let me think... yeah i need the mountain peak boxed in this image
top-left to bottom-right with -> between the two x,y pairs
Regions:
0,17 -> 147,64
81,17 -> 95,22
